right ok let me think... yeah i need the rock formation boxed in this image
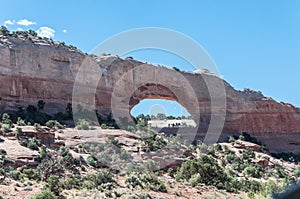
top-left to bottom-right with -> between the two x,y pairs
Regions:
1,33 -> 300,153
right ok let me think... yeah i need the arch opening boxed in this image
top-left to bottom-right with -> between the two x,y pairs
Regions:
130,98 -> 196,129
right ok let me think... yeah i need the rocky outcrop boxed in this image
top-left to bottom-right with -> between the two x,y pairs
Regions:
1,34 -> 300,152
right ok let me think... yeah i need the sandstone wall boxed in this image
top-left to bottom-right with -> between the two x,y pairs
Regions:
1,35 -> 300,151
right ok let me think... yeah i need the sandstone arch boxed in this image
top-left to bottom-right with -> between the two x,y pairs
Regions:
129,83 -> 186,114
2,36 -> 300,153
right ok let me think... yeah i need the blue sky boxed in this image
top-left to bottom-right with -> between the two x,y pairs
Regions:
1,1 -> 300,116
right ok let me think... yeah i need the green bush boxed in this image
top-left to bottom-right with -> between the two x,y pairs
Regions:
60,174 -> 82,190
84,169 -> 114,189
76,119 -> 90,130
27,137 -> 40,150
22,168 -> 40,181
0,149 -> 7,156
293,164 -> 300,177
9,170 -> 22,181
34,123 -> 44,132
243,164 -> 264,178
140,130 -> 167,151
39,145 -> 47,159
28,189 -> 57,199
1,113 -> 12,126
139,172 -> 167,192
125,175 -> 143,188
175,155 -> 228,189
44,175 -> 61,196
214,143 -> 223,152
228,136 -> 236,143
87,155 -> 98,167
0,26 -> 9,36
45,120 -> 64,130
15,127 -> 23,139
58,146 -> 70,157
20,137 -> 41,150
16,117 -> 26,126
2,124 -> 11,133
101,123 -> 108,129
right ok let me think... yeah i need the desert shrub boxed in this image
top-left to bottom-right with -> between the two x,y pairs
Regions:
58,146 -> 70,157
173,67 -> 180,71
0,149 -> 6,156
0,167 -> 5,176
1,113 -> 12,126
176,155 -> 228,189
87,155 -> 98,168
60,152 -> 77,168
44,175 -> 61,196
45,120 -> 64,130
140,130 -> 167,151
0,25 -> 9,35
22,168 -> 40,181
167,168 -> 175,177
231,157 -> 244,171
214,143 -> 223,152
84,139 -> 133,171
143,159 -> 160,172
37,157 -> 63,181
228,136 -> 236,142
27,137 -> 40,150
225,153 -> 236,164
125,175 -> 143,188
20,139 -> 29,147
15,127 -> 23,139
293,164 -> 300,177
76,119 -> 90,130
39,145 -> 47,160
188,173 -> 201,187
34,123 -> 44,132
126,172 -> 166,192
274,162 -> 287,178
84,169 -> 114,189
16,117 -> 26,126
244,179 -> 262,193
9,170 -> 22,181
100,123 -> 108,129
241,148 -> 255,161
239,134 -> 245,141
139,172 -> 167,192
60,174 -> 82,190
1,124 -> 11,133
20,137 -> 40,150
100,123 -> 115,129
243,164 -> 264,178
28,189 -> 57,199
241,132 -> 262,145
261,179 -> 282,197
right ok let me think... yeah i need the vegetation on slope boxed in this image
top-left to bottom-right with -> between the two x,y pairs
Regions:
0,102 -> 300,198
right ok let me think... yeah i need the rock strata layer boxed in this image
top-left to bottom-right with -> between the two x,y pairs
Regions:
1,35 -> 300,152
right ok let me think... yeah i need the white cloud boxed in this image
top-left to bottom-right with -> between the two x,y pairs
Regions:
4,20 -> 15,25
17,19 -> 36,26
36,27 -> 55,38
17,28 -> 23,31
62,29 -> 67,33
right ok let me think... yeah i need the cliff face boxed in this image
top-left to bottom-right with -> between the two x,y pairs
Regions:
1,34 -> 300,152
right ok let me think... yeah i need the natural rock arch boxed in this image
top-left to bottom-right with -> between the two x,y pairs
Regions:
2,36 -> 300,153
129,83 -> 185,113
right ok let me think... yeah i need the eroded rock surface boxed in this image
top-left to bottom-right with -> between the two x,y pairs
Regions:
1,34 -> 300,152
